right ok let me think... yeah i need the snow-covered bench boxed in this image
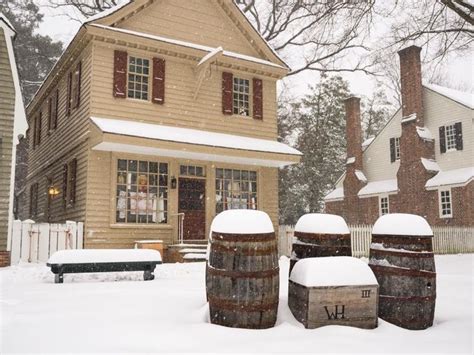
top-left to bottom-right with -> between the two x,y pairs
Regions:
47,249 -> 162,283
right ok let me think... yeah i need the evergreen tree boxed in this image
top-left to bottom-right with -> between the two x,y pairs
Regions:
0,0 -> 63,104
279,74 -> 350,224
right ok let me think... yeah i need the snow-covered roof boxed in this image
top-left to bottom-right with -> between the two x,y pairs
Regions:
416,126 -> 434,141
358,179 -> 398,197
210,210 -> 274,235
425,167 -> 474,189
83,0 -> 131,23
324,187 -> 344,201
362,137 -> 374,150
372,214 -> 433,236
421,158 -> 441,173
48,249 -> 162,264
355,170 -> 368,183
88,24 -> 287,70
424,83 -> 474,109
91,117 -> 301,157
295,213 -> 350,234
290,257 -> 377,287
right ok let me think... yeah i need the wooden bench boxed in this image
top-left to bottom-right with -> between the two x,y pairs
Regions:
47,249 -> 162,283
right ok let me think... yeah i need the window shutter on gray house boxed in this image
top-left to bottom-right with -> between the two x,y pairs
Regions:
54,89 -> 59,129
389,138 -> 396,163
222,72 -> 233,115
113,50 -> 128,98
70,158 -> 77,204
152,57 -> 165,104
67,71 -> 72,116
74,61 -> 82,109
454,122 -> 463,151
439,126 -> 446,153
62,163 -> 68,207
253,78 -> 263,120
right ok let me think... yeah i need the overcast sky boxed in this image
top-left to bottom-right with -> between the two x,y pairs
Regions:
36,2 -> 473,102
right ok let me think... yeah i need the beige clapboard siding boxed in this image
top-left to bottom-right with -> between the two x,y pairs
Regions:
23,43 -> 93,223
120,0 -> 260,58
0,27 -> 15,249
91,43 -> 278,140
84,148 -> 280,248
424,89 -> 473,171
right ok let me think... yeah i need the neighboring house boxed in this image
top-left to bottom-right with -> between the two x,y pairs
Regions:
21,0 -> 301,251
0,13 -> 28,267
325,45 -> 473,226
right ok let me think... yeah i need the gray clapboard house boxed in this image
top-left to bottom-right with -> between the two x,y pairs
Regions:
0,13 -> 27,267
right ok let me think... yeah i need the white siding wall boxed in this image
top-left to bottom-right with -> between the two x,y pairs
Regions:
361,87 -> 473,183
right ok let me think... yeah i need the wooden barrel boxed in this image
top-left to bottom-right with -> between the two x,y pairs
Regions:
206,211 -> 279,329
290,214 -> 351,273
368,214 -> 436,330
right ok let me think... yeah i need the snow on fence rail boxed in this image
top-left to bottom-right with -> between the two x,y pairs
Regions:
278,225 -> 474,257
9,220 -> 84,264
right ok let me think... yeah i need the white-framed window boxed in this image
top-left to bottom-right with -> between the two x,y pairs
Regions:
439,189 -> 453,218
128,56 -> 150,100
180,165 -> 206,178
116,159 -> 168,224
215,168 -> 257,213
379,196 -> 389,216
233,77 -> 250,116
445,124 -> 457,151
394,137 -> 401,160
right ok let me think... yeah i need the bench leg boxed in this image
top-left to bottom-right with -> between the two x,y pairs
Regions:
144,270 -> 154,281
55,274 -> 64,284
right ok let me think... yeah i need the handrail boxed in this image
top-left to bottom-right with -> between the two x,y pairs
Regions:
171,213 -> 185,244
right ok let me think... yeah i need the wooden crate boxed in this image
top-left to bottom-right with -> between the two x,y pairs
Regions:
289,280 -> 379,329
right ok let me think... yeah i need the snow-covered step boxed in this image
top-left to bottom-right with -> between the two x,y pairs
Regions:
183,253 -> 207,262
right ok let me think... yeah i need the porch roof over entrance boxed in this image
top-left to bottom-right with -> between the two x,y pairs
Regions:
90,117 -> 301,168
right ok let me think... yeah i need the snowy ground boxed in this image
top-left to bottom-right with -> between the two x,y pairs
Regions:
1,255 -> 472,354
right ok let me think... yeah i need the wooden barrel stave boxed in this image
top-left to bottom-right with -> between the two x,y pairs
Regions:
207,231 -> 279,329
369,233 -> 436,330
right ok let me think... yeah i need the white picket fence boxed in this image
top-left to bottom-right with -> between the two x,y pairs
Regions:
10,220 -> 84,264
278,224 -> 474,257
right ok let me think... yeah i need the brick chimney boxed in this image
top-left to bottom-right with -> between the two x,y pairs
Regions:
396,45 -> 436,217
345,96 -> 363,170
343,96 -> 366,223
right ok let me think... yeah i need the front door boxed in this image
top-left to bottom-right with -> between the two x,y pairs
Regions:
178,178 -> 206,240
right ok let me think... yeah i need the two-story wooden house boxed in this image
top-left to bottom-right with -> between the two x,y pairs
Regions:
0,13 -> 28,267
21,0 -> 301,254
325,45 -> 473,226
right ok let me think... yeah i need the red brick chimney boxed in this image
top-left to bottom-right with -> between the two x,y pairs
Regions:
345,97 -> 363,170
396,45 -> 436,217
343,96 -> 366,223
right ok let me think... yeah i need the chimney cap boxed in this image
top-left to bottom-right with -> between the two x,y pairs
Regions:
344,95 -> 361,103
398,45 -> 422,57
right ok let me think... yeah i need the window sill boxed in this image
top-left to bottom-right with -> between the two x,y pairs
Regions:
440,215 -> 453,219
109,223 -> 173,229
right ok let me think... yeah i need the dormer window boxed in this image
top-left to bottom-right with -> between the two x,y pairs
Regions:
233,77 -> 250,116
128,56 -> 150,100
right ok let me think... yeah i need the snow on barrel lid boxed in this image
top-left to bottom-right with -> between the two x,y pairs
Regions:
295,213 -> 350,234
372,213 -> 433,236
210,209 -> 274,234
290,257 -> 377,287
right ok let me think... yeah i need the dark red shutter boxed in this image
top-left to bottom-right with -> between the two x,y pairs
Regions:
253,78 -> 263,120
67,71 -> 72,116
62,163 -> 68,207
54,89 -> 59,129
74,61 -> 82,109
32,116 -> 37,148
152,57 -> 165,104
113,50 -> 128,98
70,158 -> 77,204
439,126 -> 446,154
222,72 -> 233,115
454,122 -> 463,151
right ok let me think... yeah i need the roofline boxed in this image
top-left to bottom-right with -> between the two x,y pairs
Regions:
0,16 -> 16,36
423,84 -> 473,110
